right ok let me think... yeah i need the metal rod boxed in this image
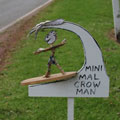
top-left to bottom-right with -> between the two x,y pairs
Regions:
68,98 -> 74,120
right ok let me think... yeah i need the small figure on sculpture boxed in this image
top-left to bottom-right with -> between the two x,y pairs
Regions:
34,31 -> 66,77
21,19 -> 77,85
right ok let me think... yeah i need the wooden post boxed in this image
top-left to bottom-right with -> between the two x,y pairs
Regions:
112,0 -> 120,42
68,98 -> 74,120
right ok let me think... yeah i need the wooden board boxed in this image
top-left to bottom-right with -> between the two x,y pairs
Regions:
21,72 -> 77,86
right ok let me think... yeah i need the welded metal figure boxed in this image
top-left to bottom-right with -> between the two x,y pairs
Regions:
34,31 -> 66,77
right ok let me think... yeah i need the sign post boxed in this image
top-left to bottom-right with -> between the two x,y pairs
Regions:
68,98 -> 74,120
112,0 -> 120,41
21,19 -> 109,120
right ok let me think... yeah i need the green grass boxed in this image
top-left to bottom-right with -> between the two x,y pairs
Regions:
0,0 -> 120,120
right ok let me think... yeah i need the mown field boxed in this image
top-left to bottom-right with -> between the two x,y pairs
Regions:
0,0 -> 120,120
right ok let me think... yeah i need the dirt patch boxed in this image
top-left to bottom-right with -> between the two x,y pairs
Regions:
108,29 -> 116,41
108,29 -> 120,44
0,18 -> 35,72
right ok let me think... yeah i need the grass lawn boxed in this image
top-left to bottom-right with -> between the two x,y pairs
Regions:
0,0 -> 120,120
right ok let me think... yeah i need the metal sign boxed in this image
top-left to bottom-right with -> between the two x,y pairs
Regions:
28,20 -> 109,97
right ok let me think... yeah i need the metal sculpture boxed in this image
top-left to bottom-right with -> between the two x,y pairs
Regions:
21,19 -> 109,99
21,19 -> 110,120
